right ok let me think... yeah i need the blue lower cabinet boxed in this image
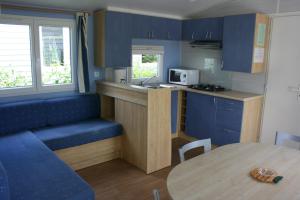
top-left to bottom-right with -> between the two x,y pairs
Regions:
185,92 -> 215,140
185,93 -> 244,146
214,126 -> 241,146
171,91 -> 178,134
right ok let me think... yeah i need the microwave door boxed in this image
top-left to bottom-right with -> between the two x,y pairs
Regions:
170,70 -> 181,82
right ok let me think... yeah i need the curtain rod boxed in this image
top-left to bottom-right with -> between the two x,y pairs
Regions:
0,3 -> 92,16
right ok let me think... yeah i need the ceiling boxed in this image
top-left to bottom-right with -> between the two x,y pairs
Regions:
2,0 -> 300,19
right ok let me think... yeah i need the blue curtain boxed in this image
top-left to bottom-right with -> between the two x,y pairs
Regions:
76,13 -> 90,93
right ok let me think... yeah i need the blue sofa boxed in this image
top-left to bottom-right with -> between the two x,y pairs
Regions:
0,94 -> 123,200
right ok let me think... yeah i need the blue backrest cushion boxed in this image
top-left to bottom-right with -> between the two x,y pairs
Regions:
0,161 -> 10,200
46,94 -> 100,126
0,100 -> 47,135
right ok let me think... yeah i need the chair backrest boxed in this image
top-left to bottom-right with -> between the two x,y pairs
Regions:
275,132 -> 300,148
153,189 -> 160,200
179,138 -> 211,163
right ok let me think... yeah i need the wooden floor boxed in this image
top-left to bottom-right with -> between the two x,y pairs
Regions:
77,138 -> 204,200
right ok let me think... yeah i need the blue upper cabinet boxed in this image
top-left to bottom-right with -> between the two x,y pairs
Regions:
132,14 -> 153,39
182,17 -> 223,41
222,13 -> 269,73
94,10 -> 133,68
132,14 -> 182,40
95,10 -> 182,67
185,92 -> 215,140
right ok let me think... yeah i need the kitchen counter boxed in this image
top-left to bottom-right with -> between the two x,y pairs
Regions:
96,81 -> 148,93
96,81 -> 263,102
160,84 -> 264,102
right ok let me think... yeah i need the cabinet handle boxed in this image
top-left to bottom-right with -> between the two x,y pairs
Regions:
192,32 -> 195,40
223,128 -> 236,134
224,108 -> 234,111
152,31 -> 154,39
214,97 -> 216,105
205,31 -> 209,39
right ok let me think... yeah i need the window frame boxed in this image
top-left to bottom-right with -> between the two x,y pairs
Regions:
130,45 -> 164,84
0,14 -> 76,97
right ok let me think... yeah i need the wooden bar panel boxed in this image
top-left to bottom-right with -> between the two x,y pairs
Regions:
147,89 -> 172,173
115,99 -> 148,171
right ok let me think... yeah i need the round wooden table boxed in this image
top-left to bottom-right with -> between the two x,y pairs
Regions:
167,143 -> 300,200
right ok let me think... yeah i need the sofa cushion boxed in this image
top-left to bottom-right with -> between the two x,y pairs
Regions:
0,100 -> 47,135
0,131 -> 94,200
46,94 -> 100,126
34,119 -> 123,150
0,161 -> 9,200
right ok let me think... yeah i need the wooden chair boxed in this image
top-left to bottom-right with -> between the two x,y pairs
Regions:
153,189 -> 160,200
179,139 -> 211,162
275,132 -> 300,149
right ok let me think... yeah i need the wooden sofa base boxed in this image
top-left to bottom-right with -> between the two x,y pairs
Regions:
55,136 -> 122,171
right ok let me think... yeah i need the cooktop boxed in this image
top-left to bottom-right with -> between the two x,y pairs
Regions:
188,84 -> 226,92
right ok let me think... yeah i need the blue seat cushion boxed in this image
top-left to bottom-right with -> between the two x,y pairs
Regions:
0,100 -> 47,135
0,162 -> 9,200
0,131 -> 94,200
46,94 -> 100,126
33,119 -> 123,150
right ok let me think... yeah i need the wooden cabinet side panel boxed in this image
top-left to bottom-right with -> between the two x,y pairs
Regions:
115,99 -> 148,171
252,13 -> 270,73
240,97 -> 263,143
94,10 -> 105,67
147,89 -> 172,173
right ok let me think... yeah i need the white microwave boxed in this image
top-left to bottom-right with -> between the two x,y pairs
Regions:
169,68 -> 199,86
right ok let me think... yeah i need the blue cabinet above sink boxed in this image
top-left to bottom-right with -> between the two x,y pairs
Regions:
182,17 -> 223,41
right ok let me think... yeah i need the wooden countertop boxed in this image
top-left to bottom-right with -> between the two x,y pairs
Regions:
96,81 -> 264,102
96,81 -> 148,93
161,84 -> 264,101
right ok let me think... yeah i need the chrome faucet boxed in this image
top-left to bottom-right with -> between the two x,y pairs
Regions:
141,76 -> 157,87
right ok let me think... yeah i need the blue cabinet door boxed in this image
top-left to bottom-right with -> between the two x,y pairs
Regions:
222,14 -> 256,72
171,91 -> 178,134
182,20 -> 197,41
165,19 -> 182,40
105,11 -> 132,68
132,14 -> 152,39
182,18 -> 223,41
185,92 -> 215,140
133,15 -> 182,41
213,98 -> 243,146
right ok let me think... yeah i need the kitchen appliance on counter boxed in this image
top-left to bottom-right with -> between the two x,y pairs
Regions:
169,68 -> 199,86
188,84 -> 226,92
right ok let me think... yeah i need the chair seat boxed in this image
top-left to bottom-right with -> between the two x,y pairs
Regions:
33,119 -> 122,150
0,131 -> 94,200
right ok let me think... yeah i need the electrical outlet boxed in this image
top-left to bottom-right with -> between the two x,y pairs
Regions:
94,71 -> 100,79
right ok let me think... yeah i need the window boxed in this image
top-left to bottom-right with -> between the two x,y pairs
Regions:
0,24 -> 33,89
0,15 -> 75,96
131,45 -> 164,83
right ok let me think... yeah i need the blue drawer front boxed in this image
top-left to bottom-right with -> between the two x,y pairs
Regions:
215,108 -> 243,131
214,126 -> 240,146
216,98 -> 243,110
